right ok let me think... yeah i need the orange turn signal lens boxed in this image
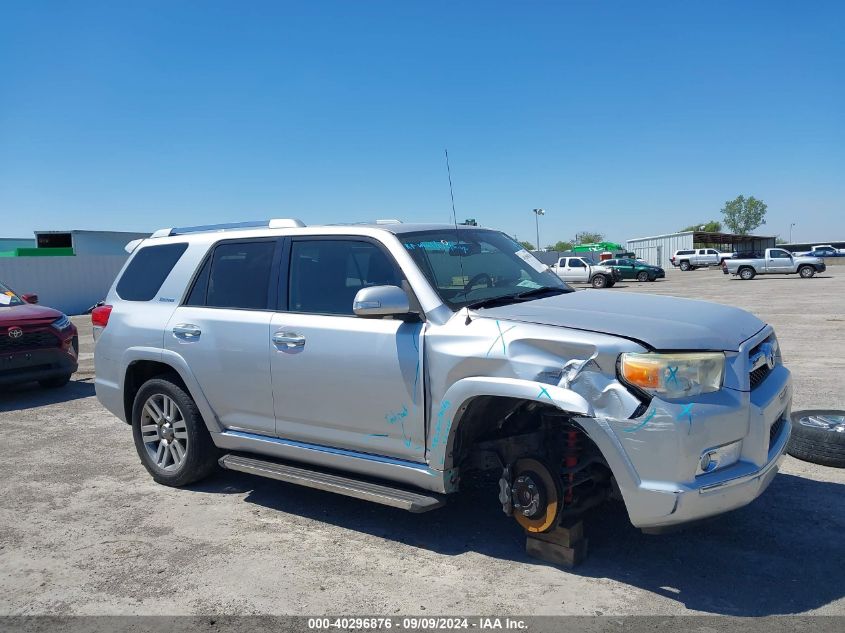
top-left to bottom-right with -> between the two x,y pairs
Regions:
620,356 -> 661,389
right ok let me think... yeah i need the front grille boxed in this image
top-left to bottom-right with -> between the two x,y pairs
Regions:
0,329 -> 58,353
769,417 -> 786,450
748,335 -> 778,390
750,365 -> 772,389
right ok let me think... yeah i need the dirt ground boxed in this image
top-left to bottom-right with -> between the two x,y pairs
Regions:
1,267 -> 843,616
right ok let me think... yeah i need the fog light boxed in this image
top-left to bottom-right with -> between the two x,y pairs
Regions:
696,440 -> 742,476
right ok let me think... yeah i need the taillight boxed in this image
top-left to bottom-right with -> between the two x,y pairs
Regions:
92,305 -> 113,327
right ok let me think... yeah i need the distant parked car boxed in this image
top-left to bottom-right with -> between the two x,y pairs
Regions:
670,248 -> 733,270
0,280 -> 78,388
797,245 -> 844,258
597,258 -> 665,282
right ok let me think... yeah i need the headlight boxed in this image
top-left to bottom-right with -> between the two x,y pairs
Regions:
51,314 -> 72,331
619,352 -> 725,398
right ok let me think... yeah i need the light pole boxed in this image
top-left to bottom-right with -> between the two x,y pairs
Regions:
789,222 -> 796,243
533,208 -> 545,251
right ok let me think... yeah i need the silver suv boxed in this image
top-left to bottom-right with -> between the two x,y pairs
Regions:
94,219 -> 792,533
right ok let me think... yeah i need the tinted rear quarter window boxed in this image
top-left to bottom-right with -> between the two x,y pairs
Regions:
116,243 -> 188,301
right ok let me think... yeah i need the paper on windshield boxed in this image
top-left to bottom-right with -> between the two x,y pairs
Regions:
515,249 -> 550,273
0,294 -> 11,305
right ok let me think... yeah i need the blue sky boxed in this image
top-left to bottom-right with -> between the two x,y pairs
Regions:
1,1 -> 843,245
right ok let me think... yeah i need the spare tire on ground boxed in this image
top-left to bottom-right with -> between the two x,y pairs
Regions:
787,410 -> 845,468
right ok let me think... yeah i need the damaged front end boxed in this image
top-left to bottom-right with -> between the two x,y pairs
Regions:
426,314 -> 648,531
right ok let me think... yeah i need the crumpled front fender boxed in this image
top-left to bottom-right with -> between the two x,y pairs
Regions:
428,376 -> 594,469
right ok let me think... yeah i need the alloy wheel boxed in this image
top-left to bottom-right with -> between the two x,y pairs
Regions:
140,394 -> 188,471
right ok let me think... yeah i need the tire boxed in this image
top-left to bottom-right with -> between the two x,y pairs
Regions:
591,274 -> 608,288
39,374 -> 72,388
131,376 -> 219,487
798,265 -> 815,278
787,410 -> 845,468
739,267 -> 756,280
636,271 -> 649,282
679,261 -> 691,271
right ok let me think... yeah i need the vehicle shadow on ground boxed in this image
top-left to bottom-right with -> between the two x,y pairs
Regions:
0,378 -> 95,412
729,276 -> 834,281
191,469 -> 844,615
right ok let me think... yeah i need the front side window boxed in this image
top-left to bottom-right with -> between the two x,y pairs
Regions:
117,243 -> 188,301
289,240 -> 403,315
205,241 -> 276,309
770,249 -> 791,259
570,259 -> 586,268
399,229 -> 568,311
0,280 -> 24,307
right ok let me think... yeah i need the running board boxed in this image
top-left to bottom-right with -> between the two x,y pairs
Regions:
218,454 -> 446,513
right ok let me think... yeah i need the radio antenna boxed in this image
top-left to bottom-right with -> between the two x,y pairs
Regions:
445,149 -> 470,322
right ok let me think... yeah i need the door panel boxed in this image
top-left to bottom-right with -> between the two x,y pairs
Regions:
271,313 -> 425,461
166,307 -> 275,434
270,236 -> 426,461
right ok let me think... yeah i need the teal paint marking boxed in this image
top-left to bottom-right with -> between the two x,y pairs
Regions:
486,320 -> 516,357
623,407 -> 657,433
412,334 -> 420,406
677,403 -> 694,423
666,365 -> 679,387
431,400 -> 451,448
538,386 -> 553,400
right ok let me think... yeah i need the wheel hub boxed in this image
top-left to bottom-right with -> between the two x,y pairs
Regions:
512,473 -> 545,518
159,423 -> 175,443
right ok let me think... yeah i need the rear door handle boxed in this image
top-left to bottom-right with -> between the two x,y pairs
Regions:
172,324 -> 201,340
272,331 -> 306,349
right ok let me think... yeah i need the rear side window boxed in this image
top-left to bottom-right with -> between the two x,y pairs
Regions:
204,241 -> 276,309
116,243 -> 188,301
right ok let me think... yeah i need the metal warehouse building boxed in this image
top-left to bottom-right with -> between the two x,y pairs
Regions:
627,231 -> 777,269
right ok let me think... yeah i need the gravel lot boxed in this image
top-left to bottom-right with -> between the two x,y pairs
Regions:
1,268 -> 843,616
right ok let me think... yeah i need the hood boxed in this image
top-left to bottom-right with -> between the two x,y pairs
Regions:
477,291 -> 765,351
0,302 -> 63,326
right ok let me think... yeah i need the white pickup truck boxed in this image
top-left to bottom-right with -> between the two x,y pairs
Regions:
550,256 -> 619,288
671,248 -> 733,271
723,248 -> 827,280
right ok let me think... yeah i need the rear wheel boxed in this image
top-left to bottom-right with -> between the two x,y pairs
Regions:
739,267 -> 756,280
591,274 -> 608,288
679,261 -> 691,271
798,265 -> 815,278
39,374 -> 72,388
132,377 -> 218,487
636,271 -> 649,282
511,458 -> 562,533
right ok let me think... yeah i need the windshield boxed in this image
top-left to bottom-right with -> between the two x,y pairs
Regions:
399,229 -> 570,310
0,281 -> 24,307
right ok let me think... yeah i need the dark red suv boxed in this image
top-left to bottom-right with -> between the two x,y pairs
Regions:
0,280 -> 79,388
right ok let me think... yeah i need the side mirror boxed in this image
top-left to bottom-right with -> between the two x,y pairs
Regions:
21,293 -> 38,304
353,285 -> 411,318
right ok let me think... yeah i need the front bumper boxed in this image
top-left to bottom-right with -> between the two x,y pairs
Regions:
0,336 -> 79,386
591,331 -> 792,528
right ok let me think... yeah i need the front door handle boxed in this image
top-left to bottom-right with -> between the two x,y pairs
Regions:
272,331 -> 306,349
172,324 -> 201,340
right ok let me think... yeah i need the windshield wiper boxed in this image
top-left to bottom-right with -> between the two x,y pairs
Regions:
464,286 -> 569,310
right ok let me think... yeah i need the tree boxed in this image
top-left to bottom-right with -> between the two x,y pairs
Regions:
548,240 -> 574,252
681,220 -> 722,232
721,195 -> 767,235
574,231 -> 604,245
518,240 -> 535,251
775,236 -> 787,244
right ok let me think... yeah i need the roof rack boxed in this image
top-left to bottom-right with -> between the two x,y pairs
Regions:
150,218 -> 306,238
